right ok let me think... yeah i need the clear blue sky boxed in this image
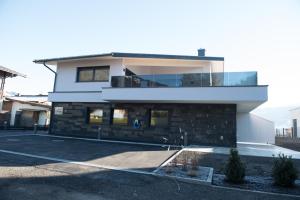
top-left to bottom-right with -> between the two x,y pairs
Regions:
0,0 -> 300,108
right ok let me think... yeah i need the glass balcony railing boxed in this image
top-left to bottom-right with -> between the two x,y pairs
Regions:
111,72 -> 258,88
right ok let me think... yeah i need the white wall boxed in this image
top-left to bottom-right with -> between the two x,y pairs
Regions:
55,59 -> 124,92
237,113 -> 275,144
290,108 -> 300,137
102,86 -> 268,112
48,92 -> 104,102
38,111 -> 49,126
10,102 -> 50,126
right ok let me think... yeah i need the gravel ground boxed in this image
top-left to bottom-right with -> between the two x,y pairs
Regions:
0,152 -> 299,200
175,151 -> 300,176
213,174 -> 300,196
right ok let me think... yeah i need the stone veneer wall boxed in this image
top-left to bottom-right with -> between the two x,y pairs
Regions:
51,102 -> 237,147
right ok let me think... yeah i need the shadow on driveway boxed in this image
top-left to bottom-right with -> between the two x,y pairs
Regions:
0,134 -> 177,172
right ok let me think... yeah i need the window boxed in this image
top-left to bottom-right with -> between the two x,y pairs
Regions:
150,110 -> 168,127
77,66 -> 109,82
113,109 -> 128,125
88,108 -> 103,124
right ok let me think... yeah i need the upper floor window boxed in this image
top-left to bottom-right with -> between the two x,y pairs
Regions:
77,66 -> 109,82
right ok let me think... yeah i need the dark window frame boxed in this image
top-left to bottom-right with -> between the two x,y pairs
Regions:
149,109 -> 169,128
112,108 -> 129,126
76,66 -> 110,82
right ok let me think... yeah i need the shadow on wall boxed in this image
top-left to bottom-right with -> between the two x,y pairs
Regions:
237,113 -> 275,144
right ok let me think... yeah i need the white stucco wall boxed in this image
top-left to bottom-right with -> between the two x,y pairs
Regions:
38,111 -> 49,126
102,86 -> 268,112
10,102 -> 50,126
237,113 -> 275,144
290,108 -> 300,137
55,59 -> 124,92
48,92 -> 104,102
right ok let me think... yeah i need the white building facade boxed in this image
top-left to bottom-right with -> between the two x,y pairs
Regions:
34,49 -> 273,146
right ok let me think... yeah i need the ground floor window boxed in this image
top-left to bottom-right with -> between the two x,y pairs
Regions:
88,108 -> 103,124
150,110 -> 168,127
113,109 -> 128,125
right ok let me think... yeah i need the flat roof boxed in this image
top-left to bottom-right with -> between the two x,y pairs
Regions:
0,66 -> 26,78
33,52 -> 224,64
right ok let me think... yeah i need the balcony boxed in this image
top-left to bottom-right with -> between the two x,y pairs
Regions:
111,72 -> 258,88
102,72 -> 267,112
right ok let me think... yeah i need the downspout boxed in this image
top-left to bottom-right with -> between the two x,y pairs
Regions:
43,62 -> 57,91
42,62 -> 57,135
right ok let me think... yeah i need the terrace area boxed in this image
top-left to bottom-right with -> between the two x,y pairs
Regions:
111,71 -> 258,88
101,71 -> 267,112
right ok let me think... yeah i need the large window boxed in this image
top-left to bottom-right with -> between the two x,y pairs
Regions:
88,108 -> 103,124
77,66 -> 109,82
150,110 -> 169,127
113,109 -> 128,125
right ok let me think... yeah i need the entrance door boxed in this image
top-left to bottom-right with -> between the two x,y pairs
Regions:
20,111 -> 39,127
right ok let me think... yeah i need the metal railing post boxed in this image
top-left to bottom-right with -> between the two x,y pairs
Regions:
3,121 -> 7,130
98,127 -> 101,140
34,123 -> 38,134
184,131 -> 188,147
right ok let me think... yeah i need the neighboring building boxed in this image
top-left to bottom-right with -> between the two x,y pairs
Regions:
290,107 -> 300,138
2,95 -> 51,128
0,66 -> 26,125
34,49 -> 271,147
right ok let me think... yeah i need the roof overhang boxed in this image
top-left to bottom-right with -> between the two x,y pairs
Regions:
33,52 -> 224,65
101,86 -> 268,112
0,66 -> 26,78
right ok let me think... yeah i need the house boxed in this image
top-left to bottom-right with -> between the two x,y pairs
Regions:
0,66 -> 26,125
290,107 -> 300,138
2,95 -> 51,128
34,49 -> 272,147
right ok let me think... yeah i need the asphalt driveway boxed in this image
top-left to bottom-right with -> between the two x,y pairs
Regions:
0,134 -> 177,172
0,152 -> 298,200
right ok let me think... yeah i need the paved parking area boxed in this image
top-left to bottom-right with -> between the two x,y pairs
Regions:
0,152 -> 298,200
0,132 -> 299,199
0,134 -> 177,172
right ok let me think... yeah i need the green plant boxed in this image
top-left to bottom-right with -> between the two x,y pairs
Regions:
181,154 -> 188,171
165,163 -> 173,174
172,157 -> 178,167
224,149 -> 245,183
272,153 -> 298,187
190,156 -> 198,170
187,168 -> 198,177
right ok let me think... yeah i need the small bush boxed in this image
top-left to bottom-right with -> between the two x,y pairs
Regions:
224,149 -> 245,183
172,158 -> 178,167
272,153 -> 298,187
165,163 -> 173,174
190,156 -> 198,170
187,168 -> 198,177
181,155 -> 188,171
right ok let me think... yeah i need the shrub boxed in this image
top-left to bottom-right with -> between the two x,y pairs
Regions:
165,163 -> 173,174
272,153 -> 298,187
181,154 -> 188,171
172,157 -> 178,167
187,168 -> 198,177
190,156 -> 198,170
224,148 -> 245,183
